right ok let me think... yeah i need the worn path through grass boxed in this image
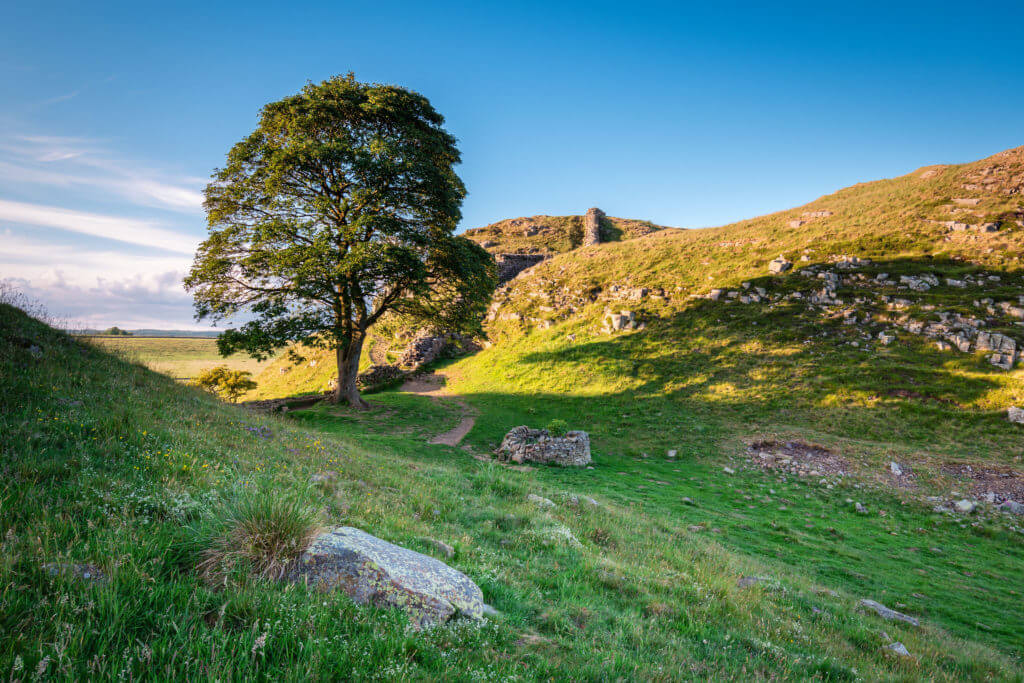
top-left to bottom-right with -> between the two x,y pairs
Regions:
400,373 -> 477,447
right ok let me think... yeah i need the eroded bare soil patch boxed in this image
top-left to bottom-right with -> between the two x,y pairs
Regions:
745,440 -> 849,477
941,462 -> 1024,503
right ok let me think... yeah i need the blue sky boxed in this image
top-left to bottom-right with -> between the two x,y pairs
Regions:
2,0 -> 1022,328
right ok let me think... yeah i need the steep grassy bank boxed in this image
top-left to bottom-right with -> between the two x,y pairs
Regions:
3,305 -> 1023,679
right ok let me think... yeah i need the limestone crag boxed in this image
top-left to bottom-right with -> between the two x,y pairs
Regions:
496,426 -> 592,466
287,526 -> 484,629
602,309 -> 638,333
398,332 -> 480,370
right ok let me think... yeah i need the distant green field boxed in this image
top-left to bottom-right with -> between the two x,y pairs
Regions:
83,335 -> 277,380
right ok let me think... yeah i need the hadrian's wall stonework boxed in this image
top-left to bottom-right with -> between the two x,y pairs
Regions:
495,253 -> 548,284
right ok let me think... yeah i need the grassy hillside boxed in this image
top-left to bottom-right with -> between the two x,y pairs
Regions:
466,146 -> 1024,450
463,213 -> 670,254
84,335 -> 278,380
4,299 -> 1023,679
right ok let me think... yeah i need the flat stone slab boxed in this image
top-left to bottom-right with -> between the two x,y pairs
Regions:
858,599 -> 920,626
287,527 -> 483,629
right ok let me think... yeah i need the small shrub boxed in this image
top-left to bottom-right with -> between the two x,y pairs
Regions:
192,491 -> 320,586
192,365 -> 258,402
546,418 -> 569,437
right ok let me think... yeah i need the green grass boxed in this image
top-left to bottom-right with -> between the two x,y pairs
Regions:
84,335 -> 278,381
5,303 -> 1023,679
4,147 -> 1024,679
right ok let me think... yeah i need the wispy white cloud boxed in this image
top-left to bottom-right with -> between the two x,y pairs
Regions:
0,198 -> 199,254
0,131 -> 208,327
39,89 -> 83,106
0,134 -> 204,211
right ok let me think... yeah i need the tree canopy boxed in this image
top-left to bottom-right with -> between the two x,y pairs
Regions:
185,74 -> 495,408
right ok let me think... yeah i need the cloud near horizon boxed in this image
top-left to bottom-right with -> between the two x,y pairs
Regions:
0,134 -> 208,328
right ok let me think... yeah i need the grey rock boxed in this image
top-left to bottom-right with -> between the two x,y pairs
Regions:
496,426 -> 592,467
768,256 -> 793,274
287,527 -> 483,629
1008,406 -> 1024,425
884,642 -> 911,657
737,576 -> 769,588
954,499 -> 977,514
999,500 -> 1024,515
527,493 -> 556,508
858,599 -> 920,626
43,562 -> 107,584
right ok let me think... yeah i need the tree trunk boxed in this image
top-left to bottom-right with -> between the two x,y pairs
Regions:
334,334 -> 369,410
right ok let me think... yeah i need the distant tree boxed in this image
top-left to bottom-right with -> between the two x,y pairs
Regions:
185,74 -> 495,409
192,365 -> 257,403
103,326 -> 131,336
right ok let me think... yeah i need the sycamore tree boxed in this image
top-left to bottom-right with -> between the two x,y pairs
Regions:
185,74 -> 495,409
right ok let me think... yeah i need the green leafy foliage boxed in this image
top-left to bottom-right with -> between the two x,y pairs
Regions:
185,73 -> 495,407
545,418 -> 569,436
192,365 -> 258,402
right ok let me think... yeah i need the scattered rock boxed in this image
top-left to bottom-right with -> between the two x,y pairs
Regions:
287,527 -> 483,629
496,426 -> 592,467
883,642 -> 911,657
768,256 -> 793,274
954,499 -> 977,514
527,493 -> 556,509
722,466 -> 735,475
858,599 -> 920,626
422,538 -> 455,559
889,462 -> 903,476
603,309 -> 638,333
999,500 -> 1024,514
855,502 -> 867,514
310,471 -> 338,484
737,576 -> 769,588
1008,406 -> 1024,425
43,562 -> 107,584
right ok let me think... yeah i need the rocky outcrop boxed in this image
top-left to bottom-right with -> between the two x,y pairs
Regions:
356,364 -> 405,389
858,599 -> 920,626
495,253 -> 547,284
584,208 -> 604,246
287,527 -> 484,629
602,309 -> 638,333
398,332 -> 480,370
768,256 -> 793,274
496,426 -> 591,466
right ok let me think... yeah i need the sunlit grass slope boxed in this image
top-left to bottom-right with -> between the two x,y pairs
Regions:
4,303 -> 1023,679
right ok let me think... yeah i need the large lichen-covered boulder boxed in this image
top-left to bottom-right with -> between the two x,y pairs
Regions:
287,527 -> 483,629
496,426 -> 591,466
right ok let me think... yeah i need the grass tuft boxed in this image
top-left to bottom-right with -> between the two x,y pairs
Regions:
193,491 -> 320,586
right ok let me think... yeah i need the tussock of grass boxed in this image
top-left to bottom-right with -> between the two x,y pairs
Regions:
193,491 -> 320,586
